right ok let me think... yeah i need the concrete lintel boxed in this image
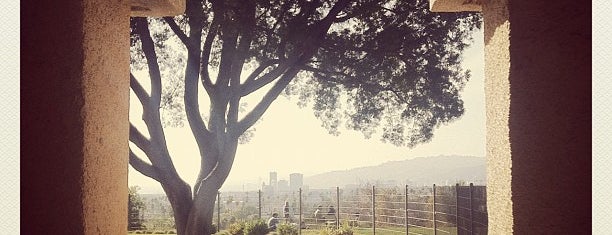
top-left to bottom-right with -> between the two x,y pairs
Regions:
131,0 -> 185,17
429,0 -> 482,12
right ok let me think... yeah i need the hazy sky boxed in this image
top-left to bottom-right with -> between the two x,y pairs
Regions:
129,29 -> 485,193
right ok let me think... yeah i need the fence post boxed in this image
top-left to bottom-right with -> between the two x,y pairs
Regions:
469,183 -> 473,235
456,183 -> 460,235
217,191 -> 221,231
335,187 -> 339,228
405,185 -> 409,235
299,188 -> 302,235
372,185 -> 376,235
258,189 -> 262,219
433,184 -> 437,235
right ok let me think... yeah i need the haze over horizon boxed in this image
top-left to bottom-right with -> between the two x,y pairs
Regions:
129,30 -> 485,194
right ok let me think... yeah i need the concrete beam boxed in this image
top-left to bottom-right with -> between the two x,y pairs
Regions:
131,0 -> 185,17
429,0 -> 482,12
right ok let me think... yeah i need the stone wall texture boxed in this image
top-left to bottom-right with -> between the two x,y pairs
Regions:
506,0 -> 590,234
22,0 -> 130,233
482,0 -> 513,234
433,0 -> 590,233
81,0 -> 130,233
22,0 -> 87,232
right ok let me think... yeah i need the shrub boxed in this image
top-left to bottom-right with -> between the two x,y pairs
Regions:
228,221 -> 246,235
165,230 -> 177,234
277,223 -> 298,235
334,226 -> 353,235
318,225 -> 353,235
243,220 -> 269,235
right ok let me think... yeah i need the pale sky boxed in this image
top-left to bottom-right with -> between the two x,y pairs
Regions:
129,29 -> 485,194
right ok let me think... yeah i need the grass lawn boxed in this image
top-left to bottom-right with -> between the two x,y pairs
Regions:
301,226 -> 457,235
130,226 -> 458,235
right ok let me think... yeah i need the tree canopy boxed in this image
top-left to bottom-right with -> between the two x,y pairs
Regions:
128,0 -> 480,234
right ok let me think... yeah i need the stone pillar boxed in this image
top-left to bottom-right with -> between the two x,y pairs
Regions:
81,0 -> 131,233
481,0 -> 513,233
505,1 -> 590,234
23,0 -> 183,233
430,0 -> 590,234
22,0 -> 130,233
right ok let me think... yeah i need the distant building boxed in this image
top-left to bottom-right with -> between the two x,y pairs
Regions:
289,173 -> 303,191
269,172 -> 277,189
262,184 -> 274,195
277,180 -> 289,192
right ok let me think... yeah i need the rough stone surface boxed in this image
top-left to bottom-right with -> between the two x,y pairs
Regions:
430,0 -> 482,12
22,0 -> 130,233
82,0 -> 130,233
131,0 -> 185,17
507,0 -> 590,233
22,0 -> 87,233
429,0 -> 590,233
482,0 -> 513,234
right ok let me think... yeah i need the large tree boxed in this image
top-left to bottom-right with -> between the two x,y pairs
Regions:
128,0 -> 480,234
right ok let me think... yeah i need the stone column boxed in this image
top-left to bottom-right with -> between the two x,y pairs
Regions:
23,0 -> 130,233
430,0 -> 590,233
81,0 -> 131,233
23,0 -> 186,231
504,1 -> 590,234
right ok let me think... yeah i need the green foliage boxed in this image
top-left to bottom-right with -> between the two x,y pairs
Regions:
277,223 -> 298,235
243,220 -> 269,235
318,225 -> 353,235
228,221 -> 246,235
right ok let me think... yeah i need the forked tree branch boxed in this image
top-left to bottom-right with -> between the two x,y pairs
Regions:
135,18 -> 163,109
200,18 -> 219,92
233,67 -> 301,136
180,0 -> 215,144
240,60 -> 294,97
242,59 -> 281,86
129,148 -> 162,182
163,17 -> 190,48
215,29 -> 239,89
129,123 -> 151,155
130,73 -> 149,110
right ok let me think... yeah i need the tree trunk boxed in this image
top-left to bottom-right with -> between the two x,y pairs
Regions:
184,182 -> 218,235
181,137 -> 238,235
162,177 -> 193,235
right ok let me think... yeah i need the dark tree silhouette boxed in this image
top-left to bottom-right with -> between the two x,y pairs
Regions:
128,0 -> 480,234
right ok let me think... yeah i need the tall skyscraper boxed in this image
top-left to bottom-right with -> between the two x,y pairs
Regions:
269,172 -> 277,189
289,173 -> 303,191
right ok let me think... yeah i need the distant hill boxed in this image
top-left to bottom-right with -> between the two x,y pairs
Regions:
304,155 -> 486,188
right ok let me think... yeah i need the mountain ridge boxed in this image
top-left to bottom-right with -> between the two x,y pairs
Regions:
304,155 -> 486,188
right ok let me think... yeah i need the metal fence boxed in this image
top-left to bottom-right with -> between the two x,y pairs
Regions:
212,184 -> 487,235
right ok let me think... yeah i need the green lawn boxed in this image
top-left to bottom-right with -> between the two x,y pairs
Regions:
208,226 -> 456,235
130,226 -> 458,235
300,226 -> 457,235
